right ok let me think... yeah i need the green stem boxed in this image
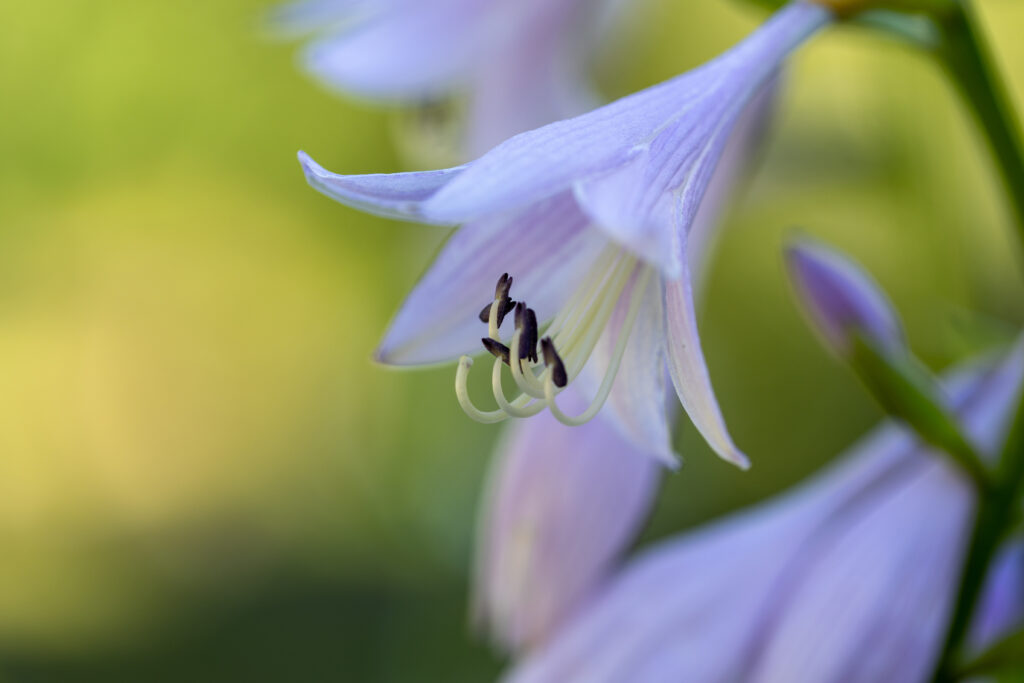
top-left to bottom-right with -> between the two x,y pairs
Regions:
933,393 -> 1024,682
934,1 -> 1024,250
928,3 -> 1024,680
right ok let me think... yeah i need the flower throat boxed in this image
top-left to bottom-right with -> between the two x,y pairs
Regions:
455,246 -> 654,426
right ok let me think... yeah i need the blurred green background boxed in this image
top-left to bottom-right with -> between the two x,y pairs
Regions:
0,0 -> 1022,680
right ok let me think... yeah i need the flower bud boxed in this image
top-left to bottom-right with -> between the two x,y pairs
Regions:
785,239 -> 906,359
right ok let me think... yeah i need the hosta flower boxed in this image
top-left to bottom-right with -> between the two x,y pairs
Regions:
300,2 -> 833,465
503,340 -> 1024,683
472,81 -> 780,655
276,0 -> 623,156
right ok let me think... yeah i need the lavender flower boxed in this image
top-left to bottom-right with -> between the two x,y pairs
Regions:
472,81 -> 781,655
300,2 -> 834,466
786,238 -> 906,358
277,0 -> 622,156
503,341 -> 1024,683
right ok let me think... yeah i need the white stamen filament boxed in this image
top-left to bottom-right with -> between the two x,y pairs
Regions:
454,245 -> 655,427
545,267 -> 653,425
491,358 -> 547,418
487,297 -> 502,341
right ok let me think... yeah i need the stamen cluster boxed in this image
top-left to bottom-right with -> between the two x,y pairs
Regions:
455,248 -> 655,427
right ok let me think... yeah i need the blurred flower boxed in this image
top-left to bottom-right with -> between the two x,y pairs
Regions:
968,537 -> 1024,654
472,388 -> 662,654
276,0 -> 623,157
471,80 -> 781,655
786,238 -> 906,358
299,2 -> 833,466
503,340 -> 1024,683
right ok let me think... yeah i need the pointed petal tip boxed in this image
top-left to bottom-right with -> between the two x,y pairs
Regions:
662,452 -> 683,472
372,337 -> 411,366
373,338 -> 457,368
371,343 -> 414,367
714,440 -> 750,470
297,149 -> 325,182
731,450 -> 752,471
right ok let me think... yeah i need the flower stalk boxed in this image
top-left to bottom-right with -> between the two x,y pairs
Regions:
933,383 -> 1024,681
849,336 -> 991,490
930,2 -> 1024,679
934,1 -> 1024,254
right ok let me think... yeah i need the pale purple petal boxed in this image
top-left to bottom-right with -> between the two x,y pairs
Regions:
687,76 -> 780,289
376,193 -> 607,365
747,460 -> 968,683
298,151 -> 464,224
424,2 -> 831,274
969,537 -> 1024,653
572,158 -> 683,276
462,0 -> 601,157
301,0 -> 491,100
786,239 -> 906,358
505,343 -> 1024,683
664,258 -> 748,469
503,421 -> 921,682
746,343 -> 1024,681
473,389 -> 661,654
576,277 -> 678,466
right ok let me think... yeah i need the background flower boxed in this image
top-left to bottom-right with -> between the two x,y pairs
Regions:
276,0 -> 627,156
505,341 -> 1024,683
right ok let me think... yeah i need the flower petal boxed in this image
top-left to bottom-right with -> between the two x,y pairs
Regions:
969,537 -> 1024,652
425,2 -> 830,255
298,150 -> 464,224
747,460 -> 969,683
687,76 -> 780,289
473,393 -> 661,654
377,192 -> 606,365
572,158 -> 683,277
301,0 -> 490,100
420,35 -> 741,222
663,259 -> 748,468
462,0 -> 600,157
505,343 -> 1024,683
576,276 -> 678,466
